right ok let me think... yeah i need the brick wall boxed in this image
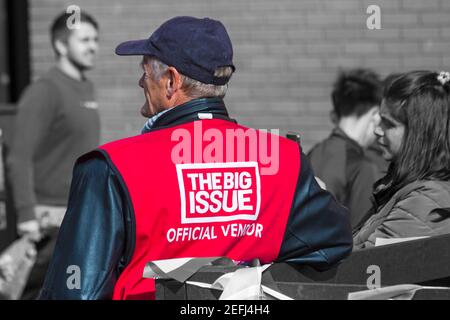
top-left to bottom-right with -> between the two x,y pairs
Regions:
29,0 -> 450,151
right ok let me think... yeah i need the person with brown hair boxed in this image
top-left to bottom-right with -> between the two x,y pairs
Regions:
354,70 -> 450,249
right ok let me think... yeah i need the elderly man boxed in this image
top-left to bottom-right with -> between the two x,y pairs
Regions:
39,16 -> 352,300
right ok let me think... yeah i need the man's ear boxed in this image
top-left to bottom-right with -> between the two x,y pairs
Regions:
165,67 -> 183,99
329,110 -> 339,125
54,39 -> 68,57
368,106 -> 380,121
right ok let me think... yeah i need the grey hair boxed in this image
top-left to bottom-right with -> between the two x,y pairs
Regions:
146,56 -> 233,98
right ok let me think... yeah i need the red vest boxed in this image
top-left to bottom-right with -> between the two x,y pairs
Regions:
99,119 -> 300,300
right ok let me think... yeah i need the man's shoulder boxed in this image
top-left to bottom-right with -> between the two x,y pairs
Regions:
308,133 -> 347,168
22,70 -> 59,95
29,67 -> 92,90
17,72 -> 61,111
233,122 -> 300,148
100,134 -> 144,149
347,149 -> 376,169
33,68 -> 62,85
70,151 -> 113,182
101,119 -> 186,149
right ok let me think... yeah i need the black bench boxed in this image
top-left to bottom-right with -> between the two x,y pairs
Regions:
156,233 -> 450,300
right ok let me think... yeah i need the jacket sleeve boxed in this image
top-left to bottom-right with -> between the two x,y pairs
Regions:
354,188 -> 449,249
38,152 -> 133,299
276,150 -> 353,270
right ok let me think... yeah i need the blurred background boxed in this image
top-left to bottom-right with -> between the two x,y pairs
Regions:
0,0 -> 449,299
1,0 -> 449,149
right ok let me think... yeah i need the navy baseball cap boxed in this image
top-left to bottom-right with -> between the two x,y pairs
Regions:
115,16 -> 235,85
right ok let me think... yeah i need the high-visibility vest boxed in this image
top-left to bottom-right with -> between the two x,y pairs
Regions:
99,118 -> 300,300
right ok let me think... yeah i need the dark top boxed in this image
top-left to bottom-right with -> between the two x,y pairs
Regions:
7,67 -> 100,223
307,127 -> 385,228
353,180 -> 450,249
39,98 -> 353,299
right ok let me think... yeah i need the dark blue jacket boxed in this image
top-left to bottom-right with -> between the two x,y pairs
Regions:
308,128 -> 386,228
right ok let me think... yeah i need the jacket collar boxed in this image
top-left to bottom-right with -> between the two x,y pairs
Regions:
148,97 -> 235,130
331,127 -> 364,153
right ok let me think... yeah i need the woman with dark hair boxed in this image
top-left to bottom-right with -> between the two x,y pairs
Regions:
353,70 -> 450,249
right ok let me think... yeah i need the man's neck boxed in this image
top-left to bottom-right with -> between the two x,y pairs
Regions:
338,117 -> 367,147
57,58 -> 84,81
169,95 -> 193,110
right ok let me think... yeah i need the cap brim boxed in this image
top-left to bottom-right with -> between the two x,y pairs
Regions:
115,39 -> 152,56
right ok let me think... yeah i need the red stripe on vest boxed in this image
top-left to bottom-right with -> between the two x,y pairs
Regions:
100,119 -> 300,300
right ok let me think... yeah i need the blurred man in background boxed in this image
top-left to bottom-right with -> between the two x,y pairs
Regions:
308,69 -> 385,228
6,10 -> 100,299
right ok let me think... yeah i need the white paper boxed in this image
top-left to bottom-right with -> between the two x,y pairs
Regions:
375,236 -> 429,247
